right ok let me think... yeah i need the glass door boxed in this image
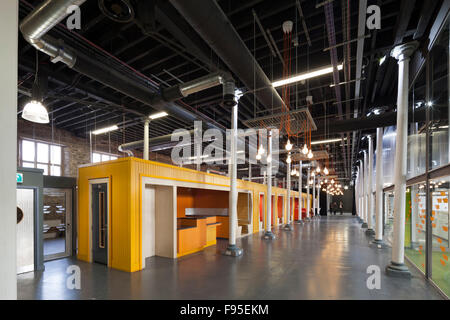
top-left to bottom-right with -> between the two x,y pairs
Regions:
43,188 -> 72,260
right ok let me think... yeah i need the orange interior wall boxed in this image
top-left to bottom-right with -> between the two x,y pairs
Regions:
277,196 -> 283,219
216,216 -> 229,238
177,187 -> 195,218
271,195 -> 275,225
294,198 -> 299,220
259,194 -> 264,221
193,189 -> 229,208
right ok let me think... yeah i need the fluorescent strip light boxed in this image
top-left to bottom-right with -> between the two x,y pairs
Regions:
187,155 -> 209,160
149,111 -> 168,120
92,125 -> 119,135
311,137 -> 346,145
272,64 -> 343,88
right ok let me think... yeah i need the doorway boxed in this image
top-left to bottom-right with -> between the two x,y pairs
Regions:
43,188 -> 72,260
92,183 -> 108,265
259,193 -> 265,231
142,186 -> 156,268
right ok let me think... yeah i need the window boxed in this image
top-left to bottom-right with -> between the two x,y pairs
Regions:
21,140 -> 62,176
92,152 -> 118,163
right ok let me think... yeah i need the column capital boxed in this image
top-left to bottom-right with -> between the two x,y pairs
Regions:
390,41 -> 419,61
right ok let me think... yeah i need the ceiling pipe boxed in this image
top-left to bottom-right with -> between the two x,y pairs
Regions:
323,2 -> 348,178
20,0 -> 86,67
19,0 -> 227,132
119,130 -> 196,152
169,0 -> 286,111
352,0 -> 368,177
313,107 -> 445,136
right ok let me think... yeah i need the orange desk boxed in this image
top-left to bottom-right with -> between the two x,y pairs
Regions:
177,216 -> 222,257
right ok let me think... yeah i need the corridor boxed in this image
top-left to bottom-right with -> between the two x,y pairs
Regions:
18,216 -> 443,300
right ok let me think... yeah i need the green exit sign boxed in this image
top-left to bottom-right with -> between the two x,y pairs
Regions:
16,173 -> 23,184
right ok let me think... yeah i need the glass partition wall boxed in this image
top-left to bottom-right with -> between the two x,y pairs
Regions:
383,17 -> 450,297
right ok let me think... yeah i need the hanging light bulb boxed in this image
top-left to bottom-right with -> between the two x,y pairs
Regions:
302,144 -> 309,155
316,166 -> 321,173
258,144 -> 264,155
22,100 -> 50,124
285,139 -> 293,151
22,66 -> 49,124
286,154 -> 292,164
307,150 -> 314,159
311,171 -> 315,177
296,171 -> 300,177
323,167 -> 329,175
256,153 -> 262,160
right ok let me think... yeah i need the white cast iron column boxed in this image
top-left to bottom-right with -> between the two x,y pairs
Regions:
296,161 -> 303,223
374,127 -> 385,244
366,135 -> 375,235
313,173 -> 316,217
306,167 -> 311,221
284,158 -> 292,230
143,119 -> 150,160
224,102 -> 243,256
362,153 -> 368,228
386,41 -> 418,276
359,162 -> 365,226
263,130 -> 276,240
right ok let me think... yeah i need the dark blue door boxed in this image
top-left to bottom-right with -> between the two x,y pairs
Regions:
92,183 -> 107,265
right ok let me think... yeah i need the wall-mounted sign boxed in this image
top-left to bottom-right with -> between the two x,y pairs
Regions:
16,173 -> 23,184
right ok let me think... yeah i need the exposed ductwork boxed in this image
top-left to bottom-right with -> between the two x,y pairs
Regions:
153,71 -> 236,108
169,0 -> 285,111
118,130 -> 195,152
19,0 -> 287,172
20,0 -> 86,67
314,107 -> 445,137
19,0 -> 232,132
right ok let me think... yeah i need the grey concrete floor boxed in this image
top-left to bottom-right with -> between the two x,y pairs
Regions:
44,238 -> 66,256
18,216 -> 444,300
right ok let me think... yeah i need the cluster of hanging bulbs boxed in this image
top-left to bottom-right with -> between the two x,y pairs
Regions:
299,144 -> 313,159
291,167 -> 300,177
324,178 -> 344,195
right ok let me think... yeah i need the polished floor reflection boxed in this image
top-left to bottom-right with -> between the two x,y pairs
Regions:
18,216 -> 443,300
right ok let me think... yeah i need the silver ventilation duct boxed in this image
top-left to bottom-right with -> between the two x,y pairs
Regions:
20,0 -> 85,67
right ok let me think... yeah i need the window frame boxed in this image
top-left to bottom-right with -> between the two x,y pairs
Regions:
20,139 -> 63,176
91,151 -> 119,163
